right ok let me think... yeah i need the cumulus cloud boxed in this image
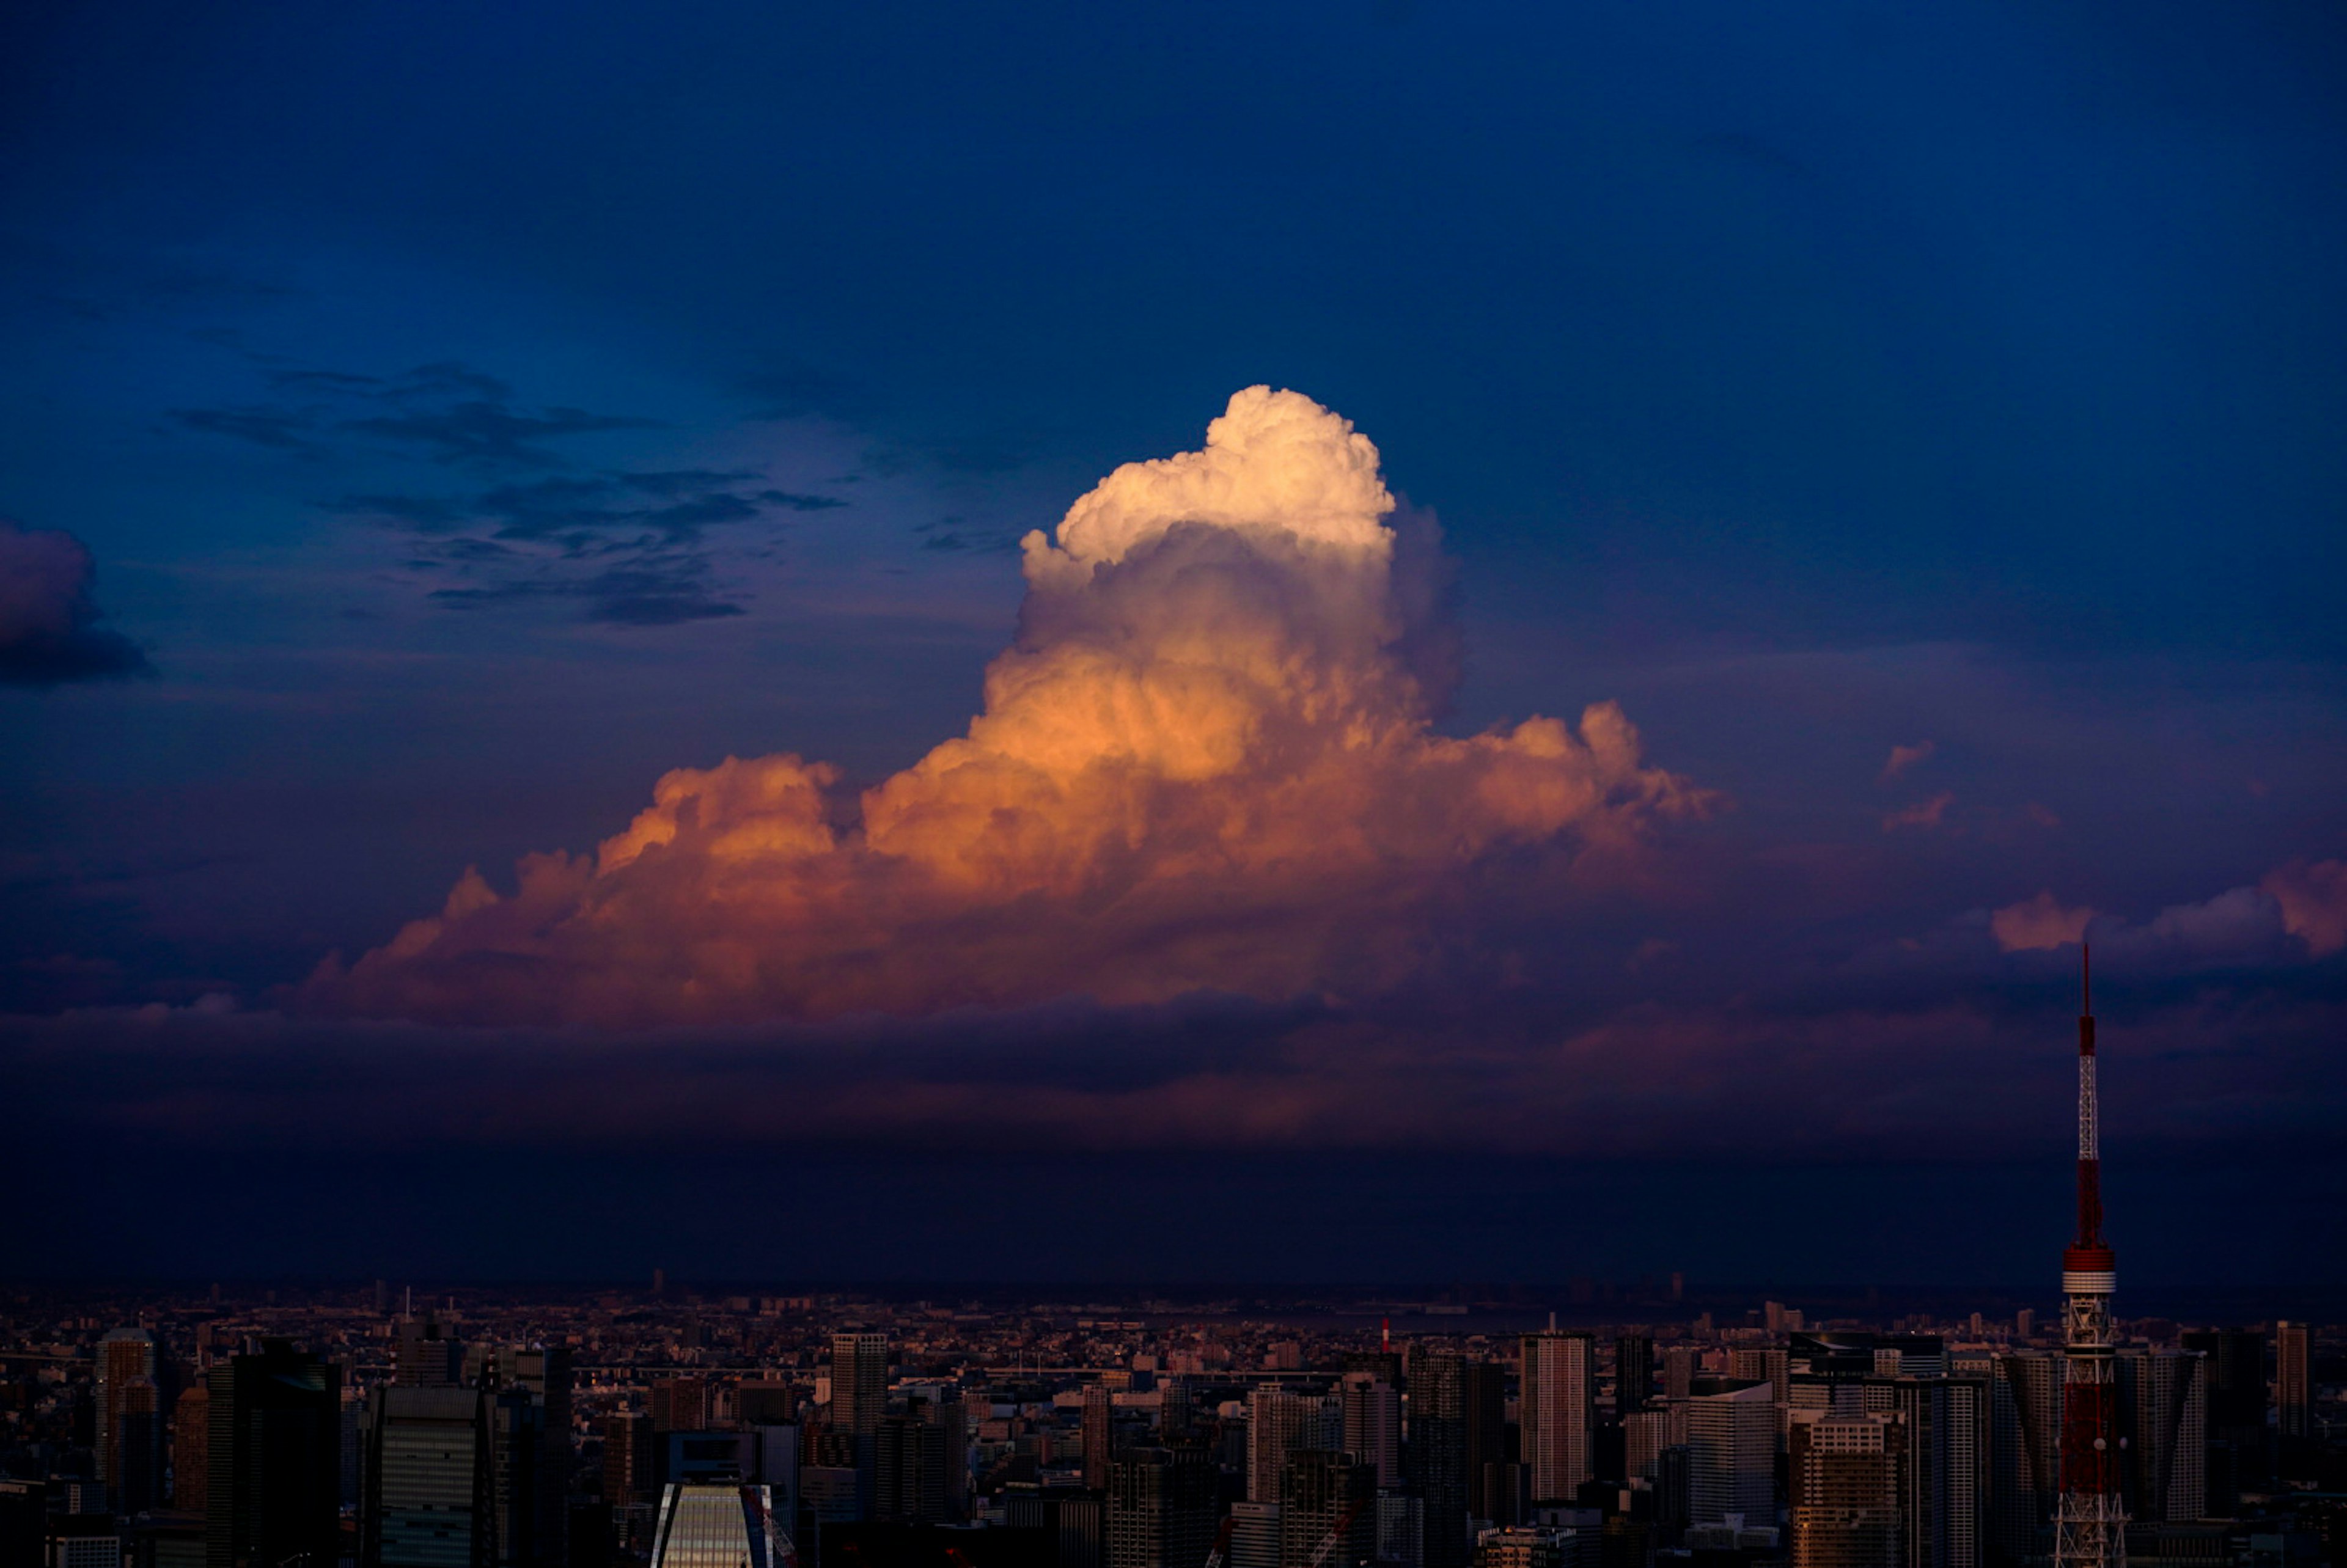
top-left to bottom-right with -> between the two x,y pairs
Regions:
2261,859 -> 2347,957
307,388 -> 1713,1025
1991,890 -> 2093,952
0,522 -> 152,686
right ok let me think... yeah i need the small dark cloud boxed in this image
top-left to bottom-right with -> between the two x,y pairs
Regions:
267,368 -> 386,393
590,591 -> 747,626
175,359 -> 653,472
0,522 -> 155,687
757,489 -> 848,511
390,361 -> 513,403
424,552 -> 747,628
914,515 -> 1016,554
343,403 -> 661,469
335,493 -> 471,532
169,406 -> 320,450
619,469 -> 763,496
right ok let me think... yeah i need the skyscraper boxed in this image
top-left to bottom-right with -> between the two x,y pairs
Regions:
363,1384 -> 493,1568
1277,1451 -> 1375,1568
2115,1351 -> 2205,1525
1519,1334 -> 1595,1506
2180,1328 -> 2265,1511
97,1328 -> 160,1511
1684,1383 -> 1774,1526
487,1383 -> 545,1568
1463,1361 -> 1509,1529
174,1384 -> 211,1513
1340,1373 -> 1401,1487
206,1343 -> 341,1568
875,1398 -> 964,1525
1988,1354 -> 2059,1568
398,1320 -> 464,1388
1614,1339 -> 1656,1418
603,1412 -> 654,1511
1085,1385 -> 1115,1490
1406,1341 -> 1469,1568
1249,1388 -> 1318,1505
1790,1412 -> 1906,1568
828,1336 -> 886,1442
1663,1350 -> 1698,1404
1107,1448 -> 1219,1568
647,1484 -> 785,1568
2053,953 -> 2123,1568
650,1379 -> 709,1437
1892,1379 -> 1985,1568
2275,1323 -> 2310,1443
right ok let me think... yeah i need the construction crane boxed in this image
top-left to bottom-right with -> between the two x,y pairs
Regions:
741,1484 -> 800,1568
1202,1515 -> 1239,1568
1307,1500 -> 1370,1568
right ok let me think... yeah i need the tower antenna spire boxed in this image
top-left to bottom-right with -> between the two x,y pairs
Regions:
2054,937 -> 2123,1568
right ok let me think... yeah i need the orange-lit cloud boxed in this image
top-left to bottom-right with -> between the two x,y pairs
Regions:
2263,858 -> 2347,956
307,389 -> 1713,1025
1990,890 -> 2094,952
1880,740 -> 1934,782
1882,791 -> 1954,832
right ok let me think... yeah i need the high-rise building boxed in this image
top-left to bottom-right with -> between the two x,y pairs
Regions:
2052,954 -> 2123,1568
2275,1324 -> 2310,1442
364,1384 -> 493,1568
2180,1328 -> 2265,1510
1892,1380 -> 1985,1568
603,1413 -> 654,1511
1407,1343 -> 1469,1568
650,1380 -> 709,1437
875,1398 -> 964,1525
1279,1451 -> 1375,1568
487,1384 -> 546,1568
1519,1335 -> 1595,1506
1462,1362 -> 1509,1529
1379,1492 -> 1427,1568
1988,1354 -> 2059,1568
1159,1379 -> 1193,1443
1728,1350 -> 1790,1410
206,1343 -> 341,1568
1341,1374 -> 1401,1487
1790,1412 -> 1906,1568
98,1329 -> 161,1511
174,1384 -> 211,1513
1107,1448 -> 1219,1568
1684,1383 -> 1774,1526
1663,1350 -> 1697,1404
398,1320 -> 465,1388
647,1484 -> 785,1568
1250,1388 -> 1318,1505
1615,1339 -> 1655,1418
828,1336 -> 886,1442
1231,1502 -> 1284,1568
1085,1385 -> 1116,1490
2117,1352 -> 2205,1525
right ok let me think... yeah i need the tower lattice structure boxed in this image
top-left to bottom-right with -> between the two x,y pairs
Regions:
2052,947 -> 2125,1568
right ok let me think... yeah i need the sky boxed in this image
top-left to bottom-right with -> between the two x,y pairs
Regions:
3,0 -> 2344,1290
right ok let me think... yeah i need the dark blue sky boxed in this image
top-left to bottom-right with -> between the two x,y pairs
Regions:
2,0 -> 2343,1285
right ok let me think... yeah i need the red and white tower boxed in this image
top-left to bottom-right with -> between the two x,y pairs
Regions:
2052,946 -> 2124,1568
